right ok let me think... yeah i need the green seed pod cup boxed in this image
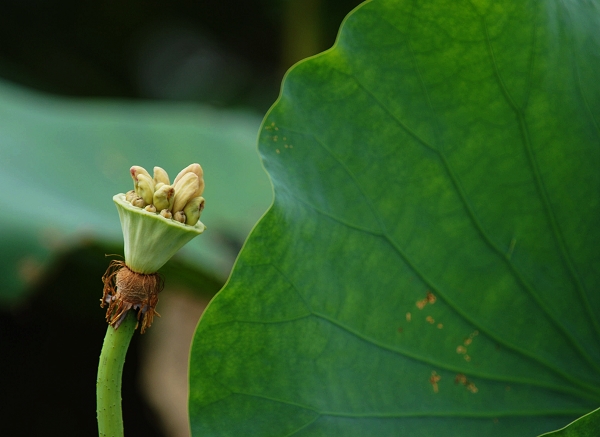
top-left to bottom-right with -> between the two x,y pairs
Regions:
113,193 -> 205,274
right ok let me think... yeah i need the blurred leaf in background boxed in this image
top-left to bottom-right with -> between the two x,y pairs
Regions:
0,0 -> 364,109
189,0 -> 600,436
0,79 -> 272,305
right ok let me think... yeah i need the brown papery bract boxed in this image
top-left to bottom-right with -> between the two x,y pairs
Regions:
101,260 -> 164,333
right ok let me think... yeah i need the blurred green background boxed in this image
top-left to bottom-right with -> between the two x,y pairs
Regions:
0,1 -> 362,436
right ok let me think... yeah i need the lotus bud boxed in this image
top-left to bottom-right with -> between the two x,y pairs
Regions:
172,172 -> 199,213
173,211 -> 186,223
144,205 -> 157,213
153,184 -> 175,211
135,174 -> 155,205
183,196 -> 205,226
160,209 -> 172,219
153,166 -> 170,186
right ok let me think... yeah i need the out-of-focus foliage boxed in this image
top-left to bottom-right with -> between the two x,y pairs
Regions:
0,0 -> 364,109
0,79 -> 272,304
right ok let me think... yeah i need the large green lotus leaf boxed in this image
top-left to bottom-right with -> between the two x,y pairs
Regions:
189,0 -> 600,435
539,407 -> 600,437
0,81 -> 272,304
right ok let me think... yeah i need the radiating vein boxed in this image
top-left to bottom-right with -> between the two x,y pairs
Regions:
483,17 -> 600,343
208,291 -> 599,400
330,30 -> 600,373
281,415 -> 320,437
310,310 -> 600,401
231,391 -> 590,419
285,189 -> 384,236
307,132 -> 600,393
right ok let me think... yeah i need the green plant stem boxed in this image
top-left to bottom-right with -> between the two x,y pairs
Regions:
97,311 -> 137,437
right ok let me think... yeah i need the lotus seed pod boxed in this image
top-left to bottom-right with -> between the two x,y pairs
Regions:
136,174 -> 155,205
183,196 -> 205,226
153,184 -> 175,211
172,173 -> 199,213
153,166 -> 170,186
173,211 -> 186,223
103,164 -> 207,333
112,193 -> 205,274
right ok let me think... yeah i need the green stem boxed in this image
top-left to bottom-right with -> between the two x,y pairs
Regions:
97,312 -> 137,437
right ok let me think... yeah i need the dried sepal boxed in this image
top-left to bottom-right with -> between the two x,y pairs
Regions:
101,260 -> 164,333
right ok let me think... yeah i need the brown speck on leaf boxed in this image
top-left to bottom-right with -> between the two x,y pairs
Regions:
455,373 -> 478,394
437,323 -> 443,329
426,291 -> 436,304
429,371 -> 441,393
276,149 -> 280,154
455,374 -> 467,385
456,345 -> 467,354
426,316 -> 435,324
464,355 -> 471,362
417,290 -> 436,310
466,382 -> 478,393
464,338 -> 472,346
406,312 -> 412,322
273,135 -> 278,141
